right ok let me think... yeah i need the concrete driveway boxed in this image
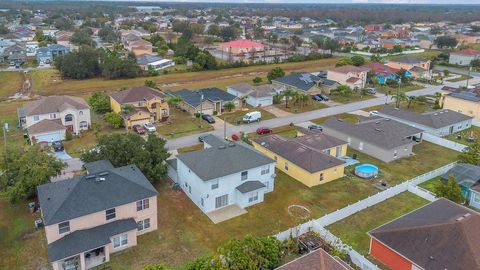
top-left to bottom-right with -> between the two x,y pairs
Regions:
262,105 -> 292,117
54,150 -> 72,160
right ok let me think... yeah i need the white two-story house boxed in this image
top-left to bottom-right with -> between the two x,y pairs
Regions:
169,135 -> 276,223
37,160 -> 158,270
18,95 -> 91,144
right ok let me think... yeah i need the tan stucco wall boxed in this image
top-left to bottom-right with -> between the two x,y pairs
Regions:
443,95 -> 480,120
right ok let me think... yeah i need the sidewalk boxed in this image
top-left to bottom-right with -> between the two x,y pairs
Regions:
261,105 -> 292,117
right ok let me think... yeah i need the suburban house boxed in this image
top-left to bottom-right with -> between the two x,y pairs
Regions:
125,39 -> 153,55
449,49 -> 480,66
110,86 -> 170,128
441,163 -> 480,209
327,65 -> 368,89
37,160 -> 158,270
386,57 -> 432,79
272,73 -> 337,95
227,83 -> 281,107
36,44 -> 70,65
276,248 -> 353,270
362,62 -> 412,85
378,107 -> 473,137
218,39 -> 265,55
168,135 -> 276,222
368,198 -> 480,270
136,54 -> 175,71
322,117 -> 423,163
251,129 -> 347,187
441,86 -> 480,121
0,43 -> 26,66
166,88 -> 240,116
18,95 -> 91,144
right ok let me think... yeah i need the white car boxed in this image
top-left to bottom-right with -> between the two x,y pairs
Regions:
143,122 -> 156,132
369,110 -> 379,116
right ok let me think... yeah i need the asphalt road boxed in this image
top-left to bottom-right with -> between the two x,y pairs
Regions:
434,65 -> 480,78
166,80 -> 474,150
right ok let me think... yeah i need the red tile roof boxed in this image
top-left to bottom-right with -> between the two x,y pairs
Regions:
453,49 -> 480,56
220,39 -> 265,49
362,62 -> 400,76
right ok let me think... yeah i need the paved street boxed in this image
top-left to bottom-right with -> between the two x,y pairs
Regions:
434,65 -> 480,78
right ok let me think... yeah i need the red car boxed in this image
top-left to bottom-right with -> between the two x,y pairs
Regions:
256,127 -> 273,135
132,125 -> 146,135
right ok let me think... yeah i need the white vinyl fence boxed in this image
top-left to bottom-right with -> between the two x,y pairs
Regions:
275,162 -> 457,270
422,133 -> 467,152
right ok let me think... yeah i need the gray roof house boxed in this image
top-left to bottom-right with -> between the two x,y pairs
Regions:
272,73 -> 336,94
441,163 -> 480,210
170,135 -> 276,223
378,107 -> 473,137
227,83 -> 281,107
37,161 -> 158,270
36,44 -> 69,65
322,116 -> 423,163
167,88 -> 240,116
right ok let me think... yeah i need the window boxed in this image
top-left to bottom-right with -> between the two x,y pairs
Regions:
64,114 -> 73,122
248,192 -> 259,203
113,234 -> 128,248
79,111 -> 83,115
473,193 -> 480,204
241,171 -> 248,181
393,150 -> 398,158
136,199 -> 150,211
151,103 -> 157,109
261,165 -> 270,175
33,115 -> 40,121
137,218 -> 151,231
211,180 -> 219,190
325,149 -> 331,155
284,162 -> 289,171
58,221 -> 70,234
80,121 -> 88,128
336,146 -> 342,157
106,208 -> 116,220
50,113 -> 56,119
320,173 -> 324,181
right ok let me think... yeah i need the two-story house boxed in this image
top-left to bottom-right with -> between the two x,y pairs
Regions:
37,160 -> 158,270
327,65 -> 368,89
36,44 -> 70,65
110,86 -> 170,128
449,49 -> 480,66
166,88 -> 240,116
386,57 -> 432,79
168,135 -> 276,223
18,95 -> 91,144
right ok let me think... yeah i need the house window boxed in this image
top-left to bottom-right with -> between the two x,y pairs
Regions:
50,113 -> 56,119
248,192 -> 259,203
211,180 -> 219,190
261,165 -> 270,175
136,198 -> 150,211
106,208 -> 116,220
113,234 -> 128,249
241,171 -> 248,181
79,111 -> 83,115
393,150 -> 398,158
320,173 -> 324,181
58,221 -> 70,234
336,146 -> 342,157
65,114 -> 73,122
151,103 -> 157,109
284,162 -> 289,171
473,193 -> 480,204
33,115 -> 40,121
137,218 -> 151,231
80,121 -> 88,128
325,149 -> 331,155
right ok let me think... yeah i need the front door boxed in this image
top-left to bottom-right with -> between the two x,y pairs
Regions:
449,126 -> 454,135
215,194 -> 229,209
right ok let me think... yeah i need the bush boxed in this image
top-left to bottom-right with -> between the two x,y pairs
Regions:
252,76 -> 263,84
267,67 -> 285,82
104,112 -> 124,128
144,80 -> 157,88
213,111 -> 218,115
88,92 -> 111,114
65,130 -> 73,141
194,112 -> 201,118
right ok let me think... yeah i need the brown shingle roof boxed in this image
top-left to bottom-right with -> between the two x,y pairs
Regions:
369,198 -> 480,270
331,65 -> 368,74
21,96 -> 89,116
27,119 -> 66,134
276,249 -> 353,270
110,87 -> 166,104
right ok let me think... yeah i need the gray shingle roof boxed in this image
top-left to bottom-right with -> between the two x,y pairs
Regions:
449,91 -> 480,103
110,87 -> 166,104
389,56 -> 427,64
323,117 -> 422,149
441,163 -> 480,189
379,107 -> 472,129
26,119 -> 65,135
37,164 -> 158,225
236,181 -> 266,193
48,218 -> 137,262
369,199 -> 480,270
136,54 -> 162,65
83,160 -> 114,174
20,96 -> 89,116
167,88 -> 237,108
272,73 -> 320,91
176,137 -> 275,181
228,83 -> 276,98
276,248 -> 353,270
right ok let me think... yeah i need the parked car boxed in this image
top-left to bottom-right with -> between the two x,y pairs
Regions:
318,93 -> 329,101
198,135 -> 208,142
201,114 -> 215,124
231,133 -> 240,141
143,122 -> 156,132
364,88 -> 377,95
369,110 -> 379,116
311,95 -> 323,101
425,97 -> 436,104
308,124 -> 323,131
132,125 -> 146,135
256,127 -> 273,135
52,141 -> 64,152
243,111 -> 261,123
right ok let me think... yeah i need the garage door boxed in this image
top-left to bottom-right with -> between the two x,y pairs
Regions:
34,131 -> 65,143
199,108 -> 214,115
130,119 -> 150,127
257,98 -> 273,106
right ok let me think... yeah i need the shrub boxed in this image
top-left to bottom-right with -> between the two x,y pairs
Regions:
104,112 -> 124,129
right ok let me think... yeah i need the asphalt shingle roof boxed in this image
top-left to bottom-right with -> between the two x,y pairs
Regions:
272,73 -> 321,91
167,88 -> 237,107
379,107 -> 472,129
276,248 -> 353,270
26,119 -> 65,135
236,180 -> 266,194
369,199 -> 480,270
441,163 -> 480,189
20,96 -> 89,116
83,159 -> 114,174
176,137 -> 275,181
37,164 -> 158,226
110,87 -> 166,104
48,218 -> 137,262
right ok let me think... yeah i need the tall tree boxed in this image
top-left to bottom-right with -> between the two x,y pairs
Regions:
88,92 -> 111,114
458,143 -> 480,165
434,176 -> 464,203
267,67 -> 285,82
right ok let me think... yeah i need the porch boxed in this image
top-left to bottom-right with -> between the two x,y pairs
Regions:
206,204 -> 247,224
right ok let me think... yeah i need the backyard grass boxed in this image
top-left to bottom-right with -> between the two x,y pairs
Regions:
385,50 -> 442,61
274,100 -> 328,114
346,142 -> 459,186
222,106 -> 276,126
29,58 -> 338,96
364,101 -> 434,114
329,92 -> 375,104
445,126 -> 480,147
0,71 -> 23,99
418,176 -> 441,193
0,100 -> 30,156
157,108 -> 214,139
326,192 -> 428,255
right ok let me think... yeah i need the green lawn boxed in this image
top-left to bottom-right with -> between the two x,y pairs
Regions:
330,92 -> 375,104
222,106 -> 276,125
326,192 -> 428,255
446,74 -> 472,82
157,108 -> 214,139
376,83 -> 423,94
0,72 -> 23,99
0,100 -> 30,156
312,113 -> 359,125
274,100 -> 328,114
445,126 -> 480,147
418,176 -> 441,193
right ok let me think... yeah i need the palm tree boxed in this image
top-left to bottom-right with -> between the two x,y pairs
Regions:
392,92 -> 408,108
296,92 -> 310,108
280,87 -> 296,109
407,96 -> 416,108
223,101 -> 235,112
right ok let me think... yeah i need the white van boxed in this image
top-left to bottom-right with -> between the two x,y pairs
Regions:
243,111 -> 262,123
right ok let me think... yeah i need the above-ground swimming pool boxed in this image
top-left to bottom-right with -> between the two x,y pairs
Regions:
355,164 -> 379,179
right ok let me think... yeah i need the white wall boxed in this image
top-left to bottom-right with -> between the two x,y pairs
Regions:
25,108 -> 91,135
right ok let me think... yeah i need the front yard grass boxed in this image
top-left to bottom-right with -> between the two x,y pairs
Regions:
326,192 -> 428,255
157,108 -> 214,139
376,84 -> 423,94
248,124 -> 299,139
0,71 -> 23,99
274,100 -> 328,114
346,142 -> 458,186
329,92 -> 375,104
446,74 -> 472,82
445,126 -> 480,147
222,106 -> 276,126
312,113 -> 359,125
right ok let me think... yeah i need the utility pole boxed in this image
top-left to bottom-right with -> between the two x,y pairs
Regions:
199,93 -> 204,116
396,77 -> 401,108
3,121 -> 8,162
223,115 -> 227,139
466,64 -> 472,89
